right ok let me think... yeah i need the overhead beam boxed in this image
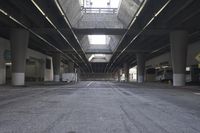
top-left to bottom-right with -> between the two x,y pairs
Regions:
73,28 -> 127,35
73,28 -> 173,36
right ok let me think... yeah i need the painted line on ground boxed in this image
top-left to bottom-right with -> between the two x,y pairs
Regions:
193,92 -> 200,95
87,81 -> 93,87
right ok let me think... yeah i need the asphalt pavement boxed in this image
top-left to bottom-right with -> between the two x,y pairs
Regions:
0,81 -> 200,133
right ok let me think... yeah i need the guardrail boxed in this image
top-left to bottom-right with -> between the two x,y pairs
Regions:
81,7 -> 118,14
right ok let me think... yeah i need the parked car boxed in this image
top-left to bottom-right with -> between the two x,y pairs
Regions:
156,68 -> 173,81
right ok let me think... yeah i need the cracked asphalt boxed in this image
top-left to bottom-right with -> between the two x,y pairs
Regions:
0,81 -> 200,133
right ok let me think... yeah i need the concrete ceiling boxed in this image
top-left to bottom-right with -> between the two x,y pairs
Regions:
58,0 -> 83,27
58,0 -> 142,65
59,0 -> 142,29
1,0 -> 200,73
78,35 -> 122,62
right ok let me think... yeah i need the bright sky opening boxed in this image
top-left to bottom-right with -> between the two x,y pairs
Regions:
88,35 -> 106,45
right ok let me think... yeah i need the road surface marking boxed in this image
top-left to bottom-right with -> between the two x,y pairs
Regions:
87,81 -> 93,87
194,93 -> 200,95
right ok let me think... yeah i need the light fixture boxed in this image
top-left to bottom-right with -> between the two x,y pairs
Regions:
5,62 -> 12,66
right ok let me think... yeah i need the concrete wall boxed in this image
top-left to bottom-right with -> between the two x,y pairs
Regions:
79,35 -> 90,51
0,37 -> 53,84
87,45 -> 111,52
76,14 -> 124,29
58,0 -> 83,27
108,35 -> 122,52
26,49 -> 54,81
117,0 -> 140,28
58,0 -> 129,29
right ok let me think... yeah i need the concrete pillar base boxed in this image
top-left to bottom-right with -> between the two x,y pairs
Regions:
170,30 -> 188,87
10,29 -> 29,86
173,74 -> 185,86
12,73 -> 25,86
136,53 -> 146,83
123,63 -> 129,83
138,75 -> 144,83
0,68 -> 6,85
117,69 -> 120,82
54,75 -> 60,82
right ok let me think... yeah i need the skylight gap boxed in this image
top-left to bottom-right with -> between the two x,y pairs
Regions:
88,35 -> 107,45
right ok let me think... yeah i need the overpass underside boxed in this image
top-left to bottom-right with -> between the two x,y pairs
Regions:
0,0 -> 200,132
0,0 -> 199,85
0,0 -> 199,84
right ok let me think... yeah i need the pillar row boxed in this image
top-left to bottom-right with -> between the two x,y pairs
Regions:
170,30 -> 188,86
10,29 -> 29,86
53,53 -> 61,82
136,53 -> 146,83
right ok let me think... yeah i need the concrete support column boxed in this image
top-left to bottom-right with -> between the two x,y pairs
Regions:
170,30 -> 188,86
10,29 -> 29,86
53,53 -> 61,82
123,63 -> 129,82
117,69 -> 120,82
68,62 -> 74,73
76,68 -> 81,82
0,60 -> 6,85
63,63 -> 68,73
136,53 -> 146,83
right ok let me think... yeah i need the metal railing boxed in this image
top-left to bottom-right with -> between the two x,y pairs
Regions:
81,7 -> 118,14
